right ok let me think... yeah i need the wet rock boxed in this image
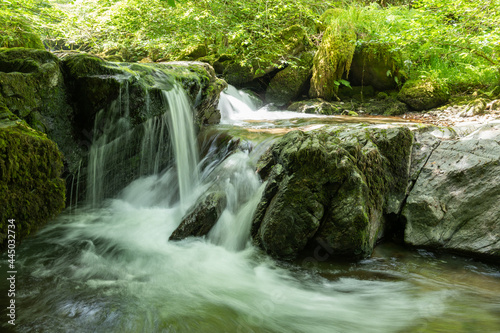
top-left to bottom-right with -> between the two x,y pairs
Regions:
169,191 -> 227,240
403,122 -> 500,259
252,126 -> 414,260
0,48 -> 83,177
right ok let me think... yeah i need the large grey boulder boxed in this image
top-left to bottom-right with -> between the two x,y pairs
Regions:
403,122 -> 500,258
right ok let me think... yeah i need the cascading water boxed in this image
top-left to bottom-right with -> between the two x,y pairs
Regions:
163,86 -> 199,208
2,83 -> 500,333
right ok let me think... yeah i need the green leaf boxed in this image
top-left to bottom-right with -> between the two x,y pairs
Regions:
339,79 -> 352,88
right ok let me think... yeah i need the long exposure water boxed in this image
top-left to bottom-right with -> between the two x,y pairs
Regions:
1,85 -> 499,332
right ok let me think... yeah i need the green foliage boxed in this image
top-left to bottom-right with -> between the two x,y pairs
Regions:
2,0 -> 498,94
370,0 -> 500,91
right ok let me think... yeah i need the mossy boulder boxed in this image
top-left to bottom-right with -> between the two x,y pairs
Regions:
265,51 -> 314,105
357,99 -> 409,116
221,61 -> 256,87
177,44 -> 208,61
251,126 -> 414,260
219,25 -> 312,87
0,48 -> 83,177
398,77 -> 450,111
0,119 -> 65,248
309,19 -> 356,101
61,54 -> 226,130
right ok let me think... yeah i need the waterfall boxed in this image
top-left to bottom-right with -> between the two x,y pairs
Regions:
218,86 -> 257,123
218,84 -> 325,124
163,86 -> 199,208
86,81 -> 199,208
87,81 -> 133,206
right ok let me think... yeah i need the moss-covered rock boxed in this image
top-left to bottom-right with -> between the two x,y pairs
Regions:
265,51 -> 314,105
0,48 -> 83,178
0,119 -> 65,248
309,17 -> 357,101
219,25 -> 312,88
251,126 -> 414,260
221,61 -> 255,87
177,44 -> 208,61
1,50 -> 225,208
288,98 -> 343,115
357,99 -> 409,116
398,77 -> 450,111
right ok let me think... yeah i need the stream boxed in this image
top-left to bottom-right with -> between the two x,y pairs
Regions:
1,85 -> 499,333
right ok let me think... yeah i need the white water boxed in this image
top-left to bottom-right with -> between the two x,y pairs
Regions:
163,86 -> 200,208
219,85 -> 326,125
4,84 -> 500,333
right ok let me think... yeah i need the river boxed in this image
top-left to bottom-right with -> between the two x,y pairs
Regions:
1,85 -> 499,332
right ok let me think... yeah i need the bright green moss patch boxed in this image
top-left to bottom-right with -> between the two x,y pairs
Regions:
0,121 -> 65,248
309,13 -> 356,101
398,77 -> 450,111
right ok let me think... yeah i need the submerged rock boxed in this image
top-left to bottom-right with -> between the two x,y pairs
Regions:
251,126 -> 414,260
169,191 -> 227,241
402,122 -> 500,259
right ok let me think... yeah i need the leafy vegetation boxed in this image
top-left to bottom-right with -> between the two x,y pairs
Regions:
1,0 -> 499,94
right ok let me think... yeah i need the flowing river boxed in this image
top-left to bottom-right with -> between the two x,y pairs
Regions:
1,85 -> 499,333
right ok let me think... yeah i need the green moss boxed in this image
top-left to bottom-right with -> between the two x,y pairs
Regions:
309,19 -> 357,101
177,44 -> 208,61
398,77 -> 450,111
63,53 -> 121,78
0,121 -> 65,248
266,51 -> 313,105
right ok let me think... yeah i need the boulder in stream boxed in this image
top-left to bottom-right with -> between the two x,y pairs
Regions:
402,122 -> 500,259
251,126 -> 414,260
169,191 -> 227,241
